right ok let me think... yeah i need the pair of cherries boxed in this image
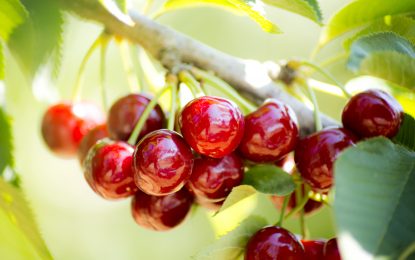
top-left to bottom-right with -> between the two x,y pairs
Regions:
245,225 -> 341,260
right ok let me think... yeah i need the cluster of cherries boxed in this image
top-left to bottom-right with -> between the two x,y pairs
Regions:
41,82 -> 403,259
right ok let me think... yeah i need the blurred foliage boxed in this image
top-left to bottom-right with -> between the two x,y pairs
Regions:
0,108 -> 13,177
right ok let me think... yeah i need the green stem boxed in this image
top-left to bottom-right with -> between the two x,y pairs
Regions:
167,75 -> 178,131
398,242 -> 415,260
127,85 -> 171,145
191,68 -> 256,113
71,34 -> 102,102
119,40 -> 139,93
318,52 -> 348,69
130,44 -> 148,93
304,82 -> 322,132
296,187 -> 307,239
276,196 -> 290,227
284,186 -> 311,221
178,70 -> 205,97
301,60 -> 352,98
99,35 -> 110,111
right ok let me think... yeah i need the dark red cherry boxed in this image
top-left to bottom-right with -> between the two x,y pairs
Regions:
83,139 -> 137,199
131,188 -> 193,231
107,94 -> 165,143
41,102 -> 105,157
179,96 -> 244,158
239,99 -> 299,162
294,128 -> 357,192
342,89 -> 403,138
275,153 -> 295,173
271,185 -> 323,216
245,226 -> 305,260
133,129 -> 193,196
187,153 -> 244,202
77,124 -> 108,164
301,240 -> 325,260
324,238 -> 342,260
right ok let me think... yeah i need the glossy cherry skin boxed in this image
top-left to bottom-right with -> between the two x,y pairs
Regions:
83,139 -> 138,199
133,129 -> 193,196
342,89 -> 403,138
301,240 -> 325,260
41,102 -> 105,157
131,188 -> 193,231
179,96 -> 244,158
239,99 -> 299,163
294,128 -> 358,192
77,124 -> 109,164
107,94 -> 165,143
324,238 -> 342,260
271,185 -> 323,216
187,153 -> 244,202
245,226 -> 305,260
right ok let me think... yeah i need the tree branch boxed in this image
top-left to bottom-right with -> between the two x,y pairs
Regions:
59,0 -> 339,136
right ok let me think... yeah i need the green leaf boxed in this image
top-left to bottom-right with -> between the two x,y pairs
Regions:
215,185 -> 257,216
320,0 -> 415,47
0,43 -> 3,79
262,0 -> 322,24
194,215 -> 267,260
158,0 -> 281,33
0,178 -> 52,259
334,137 -> 415,259
7,0 -> 63,79
0,0 -> 27,42
359,51 -> 415,90
0,107 -> 13,176
347,32 -> 415,72
242,165 -> 295,195
394,113 -> 415,151
343,16 -> 415,51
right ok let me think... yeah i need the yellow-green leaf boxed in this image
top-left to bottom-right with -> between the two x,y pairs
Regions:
262,0 -> 322,24
215,185 -> 257,216
0,0 -> 27,42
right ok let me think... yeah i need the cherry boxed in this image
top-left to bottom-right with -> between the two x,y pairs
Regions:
275,153 -> 295,173
41,102 -> 105,157
179,96 -> 244,158
342,89 -> 403,138
324,238 -> 342,260
245,226 -> 305,260
294,128 -> 358,192
301,240 -> 325,260
77,124 -> 108,164
131,188 -> 193,231
271,185 -> 323,216
107,94 -> 165,143
133,129 -> 193,196
186,153 -> 244,202
239,99 -> 299,162
83,139 -> 137,199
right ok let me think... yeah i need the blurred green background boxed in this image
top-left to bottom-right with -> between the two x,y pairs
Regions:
3,0 -> 352,259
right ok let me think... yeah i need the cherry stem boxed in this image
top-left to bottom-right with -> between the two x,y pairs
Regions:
190,68 -> 256,113
130,44 -> 149,93
301,60 -> 352,98
71,33 -> 103,102
119,40 -> 139,93
284,186 -> 310,221
304,82 -> 323,132
99,34 -> 110,111
295,187 -> 307,239
167,74 -> 178,131
276,195 -> 290,227
178,70 -> 205,97
398,242 -> 415,260
127,84 -> 170,145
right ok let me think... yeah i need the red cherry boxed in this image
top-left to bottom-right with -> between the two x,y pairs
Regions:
41,102 -> 104,157
83,139 -> 137,199
342,89 -> 403,138
301,240 -> 325,260
131,188 -> 193,231
271,185 -> 323,216
107,94 -> 165,143
324,238 -> 342,260
245,226 -> 305,260
77,124 -> 108,164
186,153 -> 244,202
133,129 -> 193,196
239,99 -> 299,162
275,153 -> 295,173
294,128 -> 357,192
179,96 -> 244,158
